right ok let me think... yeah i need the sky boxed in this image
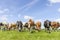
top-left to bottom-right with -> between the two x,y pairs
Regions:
0,0 -> 60,28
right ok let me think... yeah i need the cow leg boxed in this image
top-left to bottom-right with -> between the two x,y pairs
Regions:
17,25 -> 20,32
30,26 -> 34,33
52,28 -> 54,31
8,26 -> 12,31
45,28 -> 47,32
47,27 -> 51,33
2,27 -> 5,31
54,27 -> 58,32
23,27 -> 25,31
8,28 -> 11,30
28,27 -> 30,31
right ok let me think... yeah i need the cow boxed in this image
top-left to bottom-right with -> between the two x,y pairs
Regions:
16,21 -> 23,32
51,21 -> 60,31
28,19 -> 35,33
35,21 -> 41,31
0,22 -> 9,31
44,20 -> 51,33
7,22 -> 17,30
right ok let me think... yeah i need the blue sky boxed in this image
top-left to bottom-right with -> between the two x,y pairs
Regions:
0,0 -> 60,24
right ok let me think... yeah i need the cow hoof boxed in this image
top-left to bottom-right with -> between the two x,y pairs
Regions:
30,31 -> 34,33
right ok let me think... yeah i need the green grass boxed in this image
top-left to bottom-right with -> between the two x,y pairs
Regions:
0,30 -> 60,40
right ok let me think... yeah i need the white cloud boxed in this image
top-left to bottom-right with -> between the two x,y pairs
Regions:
24,15 -> 34,19
58,8 -> 60,12
48,0 -> 60,3
47,0 -> 60,6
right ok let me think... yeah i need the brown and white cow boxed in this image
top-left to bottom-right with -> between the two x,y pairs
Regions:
8,23 -> 17,30
51,21 -> 60,31
28,19 -> 35,33
35,21 -> 41,31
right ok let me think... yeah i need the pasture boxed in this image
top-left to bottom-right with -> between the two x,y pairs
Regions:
0,30 -> 60,40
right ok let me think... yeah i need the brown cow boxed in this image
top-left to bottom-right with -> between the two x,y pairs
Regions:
8,23 -> 17,30
28,19 -> 35,33
51,21 -> 60,31
35,21 -> 41,31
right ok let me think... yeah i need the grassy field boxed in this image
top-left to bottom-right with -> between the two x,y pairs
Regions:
0,30 -> 60,40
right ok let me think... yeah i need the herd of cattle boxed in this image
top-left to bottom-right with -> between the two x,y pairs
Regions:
0,19 -> 60,33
